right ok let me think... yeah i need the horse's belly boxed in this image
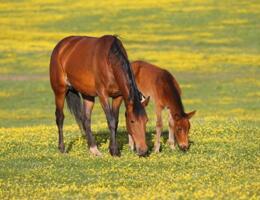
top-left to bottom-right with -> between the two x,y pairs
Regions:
107,85 -> 121,97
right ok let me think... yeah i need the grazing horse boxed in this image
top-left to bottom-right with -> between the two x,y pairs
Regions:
128,61 -> 196,152
49,35 -> 149,157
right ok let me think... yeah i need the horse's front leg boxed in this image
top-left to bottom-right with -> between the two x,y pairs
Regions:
112,96 -> 135,151
99,94 -> 120,156
112,96 -> 123,133
154,105 -> 163,153
167,111 -> 176,150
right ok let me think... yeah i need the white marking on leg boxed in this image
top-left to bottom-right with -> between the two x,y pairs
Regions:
167,139 -> 176,150
168,111 -> 176,150
168,132 -> 176,149
154,126 -> 161,153
90,146 -> 102,156
154,145 -> 160,153
154,107 -> 163,153
128,134 -> 135,151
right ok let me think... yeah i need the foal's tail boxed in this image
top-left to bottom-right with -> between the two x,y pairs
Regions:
65,86 -> 83,129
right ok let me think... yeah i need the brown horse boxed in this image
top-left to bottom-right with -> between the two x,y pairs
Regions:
49,35 -> 150,157
128,61 -> 196,152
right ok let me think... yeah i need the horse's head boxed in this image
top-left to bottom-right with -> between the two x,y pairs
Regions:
125,97 -> 150,156
172,110 -> 196,152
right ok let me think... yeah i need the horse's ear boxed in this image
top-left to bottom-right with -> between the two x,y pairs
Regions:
141,96 -> 150,107
186,110 -> 196,119
173,113 -> 181,121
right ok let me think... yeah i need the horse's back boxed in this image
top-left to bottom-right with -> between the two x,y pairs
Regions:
52,35 -> 116,71
131,60 -> 182,100
50,35 -> 118,96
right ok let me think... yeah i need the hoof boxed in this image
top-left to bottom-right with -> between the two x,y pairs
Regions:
154,145 -> 160,153
90,146 -> 102,156
167,140 -> 176,150
58,144 -> 65,153
169,144 -> 176,150
109,146 -> 120,157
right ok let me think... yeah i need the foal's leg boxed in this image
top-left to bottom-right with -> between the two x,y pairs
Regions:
167,111 -> 176,150
154,105 -> 163,153
82,96 -> 101,156
55,92 -> 66,153
128,134 -> 135,151
99,94 -> 120,156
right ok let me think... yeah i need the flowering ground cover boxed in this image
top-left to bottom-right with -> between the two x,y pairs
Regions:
0,0 -> 259,199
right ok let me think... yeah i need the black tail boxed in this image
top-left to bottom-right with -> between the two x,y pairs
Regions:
65,86 -> 83,129
109,36 -> 145,115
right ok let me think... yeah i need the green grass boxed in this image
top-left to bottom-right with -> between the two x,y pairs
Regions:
0,0 -> 259,199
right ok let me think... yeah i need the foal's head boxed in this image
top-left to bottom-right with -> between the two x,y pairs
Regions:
172,111 -> 196,151
125,97 -> 150,156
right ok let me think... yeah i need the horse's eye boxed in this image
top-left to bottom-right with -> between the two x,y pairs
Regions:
131,120 -> 135,123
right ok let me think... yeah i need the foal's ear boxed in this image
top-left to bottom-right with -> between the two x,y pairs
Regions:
186,110 -> 196,119
173,113 -> 181,121
141,96 -> 150,107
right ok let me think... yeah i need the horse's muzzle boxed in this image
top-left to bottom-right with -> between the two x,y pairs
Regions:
136,147 -> 148,157
180,144 -> 189,152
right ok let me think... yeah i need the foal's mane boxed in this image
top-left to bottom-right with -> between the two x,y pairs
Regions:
164,71 -> 185,117
109,36 -> 145,116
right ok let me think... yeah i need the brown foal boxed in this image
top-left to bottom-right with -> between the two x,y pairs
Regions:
49,35 -> 149,156
129,61 -> 196,152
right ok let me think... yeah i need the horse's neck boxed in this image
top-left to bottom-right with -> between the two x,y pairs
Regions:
109,38 -> 142,109
113,66 -> 140,106
168,92 -> 185,117
122,86 -> 137,106
113,71 -> 133,105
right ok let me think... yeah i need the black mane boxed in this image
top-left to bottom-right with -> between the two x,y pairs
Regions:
109,36 -> 145,115
163,71 -> 185,116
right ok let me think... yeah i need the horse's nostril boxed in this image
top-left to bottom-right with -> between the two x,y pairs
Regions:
180,145 -> 188,152
137,148 -> 148,157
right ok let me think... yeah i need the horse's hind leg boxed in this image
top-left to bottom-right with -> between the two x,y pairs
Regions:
167,111 -> 176,150
55,92 -> 66,153
82,96 -> 101,156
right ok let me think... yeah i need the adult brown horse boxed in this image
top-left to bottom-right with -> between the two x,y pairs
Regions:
49,35 -> 150,157
127,61 -> 196,152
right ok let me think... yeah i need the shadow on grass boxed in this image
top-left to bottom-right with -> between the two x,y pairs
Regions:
65,128 -> 195,155
65,129 -> 174,156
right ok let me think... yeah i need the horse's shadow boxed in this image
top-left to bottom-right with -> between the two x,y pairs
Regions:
66,129 -> 171,155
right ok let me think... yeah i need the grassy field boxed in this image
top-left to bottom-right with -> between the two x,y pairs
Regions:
0,0 -> 260,199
